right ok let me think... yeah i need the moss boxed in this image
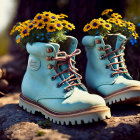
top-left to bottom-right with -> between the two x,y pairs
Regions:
37,131 -> 45,136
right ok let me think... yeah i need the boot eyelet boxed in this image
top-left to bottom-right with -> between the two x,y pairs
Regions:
51,76 -> 56,80
105,65 -> 109,69
100,55 -> 104,60
56,83 -> 61,88
98,47 -> 103,51
46,56 -> 53,61
47,64 -> 53,69
46,48 -> 53,53
63,89 -> 67,93
95,39 -> 101,44
64,88 -> 71,93
110,73 -> 114,78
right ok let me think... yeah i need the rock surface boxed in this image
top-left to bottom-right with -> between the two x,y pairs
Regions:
0,93 -> 140,140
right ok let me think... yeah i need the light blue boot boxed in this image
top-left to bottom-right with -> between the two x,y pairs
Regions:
19,36 -> 111,125
82,35 -> 140,105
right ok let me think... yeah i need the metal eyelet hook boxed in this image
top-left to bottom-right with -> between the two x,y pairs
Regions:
100,55 -> 105,60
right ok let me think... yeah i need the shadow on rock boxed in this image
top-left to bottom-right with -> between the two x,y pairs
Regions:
0,103 -> 140,140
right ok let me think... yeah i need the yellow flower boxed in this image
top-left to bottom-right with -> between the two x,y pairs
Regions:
65,22 -> 75,30
28,23 -> 35,30
132,32 -> 139,39
43,16 -> 51,24
102,23 -> 112,30
98,18 -> 106,24
58,13 -> 68,18
20,27 -> 30,38
10,29 -> 14,35
46,23 -> 56,32
35,20 -> 45,29
107,18 -> 116,23
107,18 -> 121,25
15,26 -> 23,32
83,23 -> 91,32
34,13 -> 43,22
111,13 -> 122,19
54,21 -> 63,30
43,11 -> 52,17
62,20 -> 69,25
90,19 -> 100,29
127,21 -> 136,28
22,20 -> 31,25
49,13 -> 58,21
16,38 -> 21,43
101,9 -> 113,16
118,22 -> 126,27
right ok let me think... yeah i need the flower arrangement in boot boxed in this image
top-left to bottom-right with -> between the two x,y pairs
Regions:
82,9 -> 140,105
83,9 -> 138,39
10,11 -> 75,46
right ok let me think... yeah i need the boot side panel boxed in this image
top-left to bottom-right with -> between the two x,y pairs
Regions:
83,36 -> 117,89
21,54 -> 70,101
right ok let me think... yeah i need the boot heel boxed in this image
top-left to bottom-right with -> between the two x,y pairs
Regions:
19,98 -> 36,114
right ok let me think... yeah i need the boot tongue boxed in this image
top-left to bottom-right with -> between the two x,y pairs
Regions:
56,36 -> 87,91
105,34 -> 132,79
105,34 -> 126,51
59,36 -> 78,54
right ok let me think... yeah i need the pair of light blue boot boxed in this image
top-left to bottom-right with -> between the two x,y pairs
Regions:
19,35 -> 140,125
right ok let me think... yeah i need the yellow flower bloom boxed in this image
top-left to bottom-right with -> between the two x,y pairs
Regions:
127,21 -> 136,29
43,16 -> 51,24
83,24 -> 91,32
118,22 -> 126,27
111,13 -> 122,19
98,18 -> 106,24
22,20 -> 31,25
62,20 -> 69,25
101,9 -> 113,16
28,23 -> 35,30
102,23 -> 112,30
15,26 -> 23,32
107,18 -> 116,23
49,13 -> 59,21
20,27 -> 30,38
65,22 -> 75,30
58,13 -> 68,18
10,29 -> 14,35
90,19 -> 100,29
43,11 -> 52,17
34,13 -> 43,22
132,32 -> 139,39
35,20 -> 45,29
54,21 -> 63,30
46,23 -> 56,32
16,38 -> 21,43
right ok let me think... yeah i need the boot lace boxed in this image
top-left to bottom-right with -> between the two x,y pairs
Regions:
101,46 -> 128,77
51,49 -> 83,92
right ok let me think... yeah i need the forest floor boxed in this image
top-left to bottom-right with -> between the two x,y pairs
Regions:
0,92 -> 140,140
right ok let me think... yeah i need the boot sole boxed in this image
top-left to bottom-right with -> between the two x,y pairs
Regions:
19,93 -> 111,125
104,86 -> 140,105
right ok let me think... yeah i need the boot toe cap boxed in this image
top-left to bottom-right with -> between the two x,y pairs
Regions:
38,87 -> 106,113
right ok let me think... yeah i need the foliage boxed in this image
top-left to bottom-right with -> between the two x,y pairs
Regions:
37,131 -> 45,136
10,12 -> 75,46
83,9 -> 139,40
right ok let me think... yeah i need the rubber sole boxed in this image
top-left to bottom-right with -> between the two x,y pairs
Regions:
104,86 -> 140,105
19,93 -> 111,125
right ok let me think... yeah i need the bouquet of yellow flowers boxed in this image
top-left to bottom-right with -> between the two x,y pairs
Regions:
83,9 -> 138,39
10,11 -> 75,46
